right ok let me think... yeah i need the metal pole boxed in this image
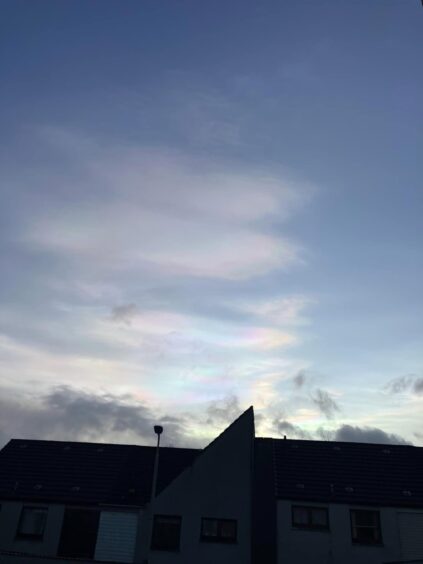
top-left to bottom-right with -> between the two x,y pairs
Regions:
147,425 -> 163,560
150,425 -> 163,503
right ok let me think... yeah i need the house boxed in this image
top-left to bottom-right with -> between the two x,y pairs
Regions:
0,407 -> 422,564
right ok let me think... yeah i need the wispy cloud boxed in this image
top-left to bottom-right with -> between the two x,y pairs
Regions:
311,388 -> 340,419
385,374 -> 423,396
293,370 -> 307,389
19,130 -> 310,282
205,394 -> 242,426
0,127 -> 317,430
110,303 -> 138,325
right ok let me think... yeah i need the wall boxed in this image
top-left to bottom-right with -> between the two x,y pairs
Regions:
277,500 -> 411,564
0,501 -> 64,557
0,501 -> 141,563
135,408 -> 254,564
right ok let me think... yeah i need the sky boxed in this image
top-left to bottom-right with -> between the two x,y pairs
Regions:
0,0 -> 422,449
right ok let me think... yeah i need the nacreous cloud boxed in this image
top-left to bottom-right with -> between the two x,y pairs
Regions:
19,128 -> 312,282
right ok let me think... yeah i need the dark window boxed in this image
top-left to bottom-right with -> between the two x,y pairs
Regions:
57,508 -> 100,559
17,506 -> 48,539
292,506 -> 329,530
151,515 -> 181,551
201,518 -> 237,543
351,510 -> 382,544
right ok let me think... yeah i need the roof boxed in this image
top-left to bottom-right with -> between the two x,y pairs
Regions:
0,439 -> 199,507
266,437 -> 423,508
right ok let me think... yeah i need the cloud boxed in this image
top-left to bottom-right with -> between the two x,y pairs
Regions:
242,296 -> 313,326
320,424 -> 410,446
293,370 -> 307,389
111,303 -> 138,325
386,375 -> 423,396
273,418 -> 312,439
271,418 -> 410,445
205,394 -> 242,426
17,130 -> 311,282
311,388 -> 340,419
0,128 -> 316,446
0,385 -> 199,449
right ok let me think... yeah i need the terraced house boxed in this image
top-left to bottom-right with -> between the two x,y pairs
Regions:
0,407 -> 422,564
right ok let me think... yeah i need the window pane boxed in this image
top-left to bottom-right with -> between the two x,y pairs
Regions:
292,507 -> 309,525
351,510 -> 381,544
18,507 -> 47,537
356,527 -> 378,543
353,510 -> 377,527
152,515 -> 181,551
311,509 -> 328,527
220,520 -> 236,539
202,519 -> 218,537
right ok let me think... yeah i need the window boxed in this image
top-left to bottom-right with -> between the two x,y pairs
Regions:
350,509 -> 382,544
292,506 -> 329,530
57,508 -> 100,559
17,506 -> 48,539
200,518 -> 237,543
151,515 -> 181,551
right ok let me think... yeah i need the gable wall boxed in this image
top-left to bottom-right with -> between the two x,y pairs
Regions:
136,410 -> 254,564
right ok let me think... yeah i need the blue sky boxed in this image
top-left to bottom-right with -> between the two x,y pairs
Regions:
0,0 -> 422,447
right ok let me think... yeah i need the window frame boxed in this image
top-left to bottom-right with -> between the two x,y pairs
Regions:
151,514 -> 182,552
350,509 -> 382,545
200,517 -> 238,544
16,506 -> 48,540
291,505 -> 330,531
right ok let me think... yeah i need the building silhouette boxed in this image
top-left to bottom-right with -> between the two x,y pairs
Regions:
0,407 -> 422,564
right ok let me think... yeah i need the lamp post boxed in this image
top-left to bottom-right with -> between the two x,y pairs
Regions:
150,425 -> 163,503
147,424 -> 163,560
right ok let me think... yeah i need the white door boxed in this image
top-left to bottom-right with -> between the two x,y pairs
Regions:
94,511 -> 138,563
398,512 -> 423,561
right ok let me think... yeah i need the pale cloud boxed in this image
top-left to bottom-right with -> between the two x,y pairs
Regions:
242,296 -> 313,326
19,131 -> 311,282
0,127 -> 317,441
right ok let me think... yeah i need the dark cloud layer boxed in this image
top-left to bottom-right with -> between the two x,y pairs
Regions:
0,386 -> 414,451
272,417 -> 410,445
0,386 -> 194,449
273,419 -> 312,439
322,425 -> 410,445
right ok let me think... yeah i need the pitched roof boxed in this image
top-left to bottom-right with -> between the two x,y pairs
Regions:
266,437 -> 423,508
0,439 -> 199,507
